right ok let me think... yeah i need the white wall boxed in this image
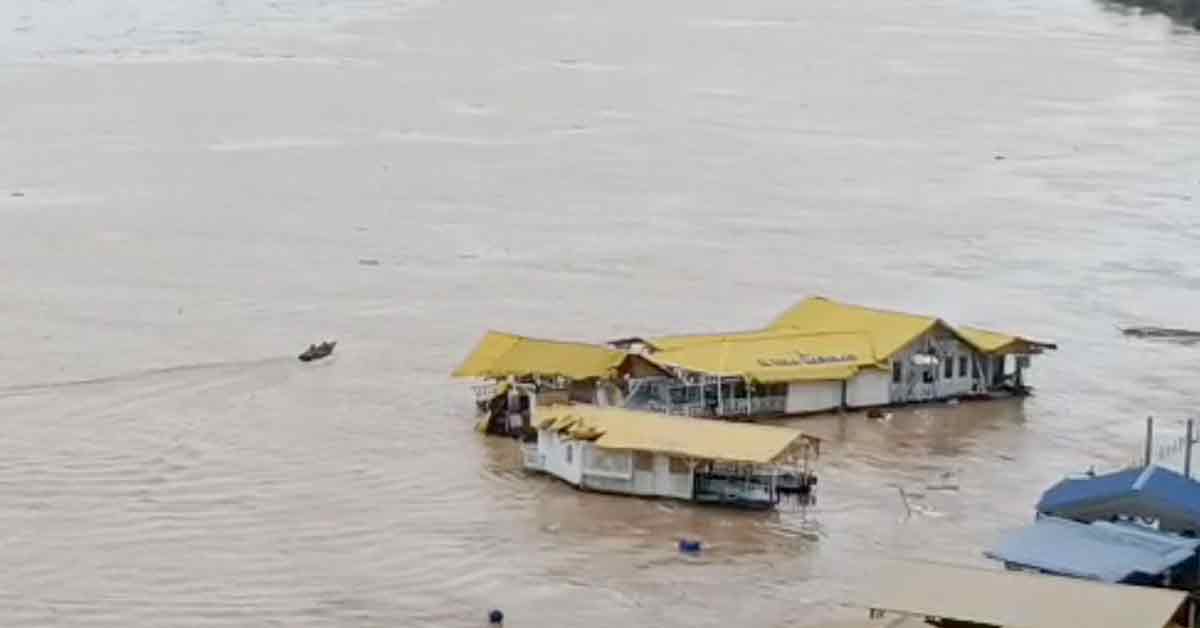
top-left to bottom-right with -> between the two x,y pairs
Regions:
666,467 -> 693,499
534,435 -> 697,501
582,445 -> 633,494
537,430 -> 584,485
631,470 -> 656,495
846,369 -> 890,408
785,380 -> 843,414
651,454 -> 694,499
545,445 -> 694,500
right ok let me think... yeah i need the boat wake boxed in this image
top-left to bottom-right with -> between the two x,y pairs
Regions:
0,356 -> 293,397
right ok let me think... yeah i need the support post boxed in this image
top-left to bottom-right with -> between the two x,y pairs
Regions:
1187,419 -> 1195,479
1145,416 -> 1154,467
898,487 -> 912,519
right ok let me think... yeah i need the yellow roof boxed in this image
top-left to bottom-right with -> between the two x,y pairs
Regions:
768,297 -> 944,359
650,331 -> 874,382
958,325 -> 1055,355
452,331 -> 628,380
858,559 -> 1186,628
535,404 -> 815,464
770,297 -> 1055,357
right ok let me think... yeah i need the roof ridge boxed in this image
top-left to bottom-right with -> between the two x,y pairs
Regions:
822,298 -> 939,322
774,295 -> 938,323
484,329 -> 624,352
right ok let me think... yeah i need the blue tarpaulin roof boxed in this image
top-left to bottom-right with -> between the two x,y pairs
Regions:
985,516 -> 1200,583
1037,465 -> 1200,533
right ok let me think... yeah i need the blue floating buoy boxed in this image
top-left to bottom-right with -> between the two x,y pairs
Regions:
489,609 -> 504,624
678,538 -> 702,553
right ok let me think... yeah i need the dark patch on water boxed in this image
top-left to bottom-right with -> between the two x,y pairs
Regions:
1097,0 -> 1200,27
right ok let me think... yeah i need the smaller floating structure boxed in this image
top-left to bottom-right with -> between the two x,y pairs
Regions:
983,463 -> 1200,596
1037,465 -> 1200,534
985,515 -> 1200,587
522,404 -> 818,509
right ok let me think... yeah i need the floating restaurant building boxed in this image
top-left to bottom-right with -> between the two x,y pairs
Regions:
522,404 -> 819,509
452,297 -> 1055,431
624,297 -> 1056,417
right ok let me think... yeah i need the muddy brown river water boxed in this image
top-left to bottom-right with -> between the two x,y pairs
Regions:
2,1 -> 1200,626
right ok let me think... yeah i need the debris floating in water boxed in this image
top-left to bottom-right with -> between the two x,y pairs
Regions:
1120,326 -> 1200,344
678,538 -> 702,553
299,340 -> 337,362
10,191 -> 24,197
357,258 -> 381,266
488,609 -> 504,624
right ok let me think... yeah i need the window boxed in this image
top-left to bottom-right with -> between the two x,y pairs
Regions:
634,451 -> 654,471
565,444 -> 573,464
959,356 -> 968,378
943,356 -> 954,379
892,360 -> 903,384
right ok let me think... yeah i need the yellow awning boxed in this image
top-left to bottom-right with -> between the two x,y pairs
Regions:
535,404 -> 816,464
452,331 -> 628,380
957,325 -> 1056,355
649,330 -> 874,382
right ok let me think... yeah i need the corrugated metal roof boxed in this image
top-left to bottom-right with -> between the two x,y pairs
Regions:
769,296 -> 1055,357
1038,466 -> 1200,533
858,559 -> 1187,628
644,297 -> 1056,382
985,516 -> 1200,583
452,331 -> 629,380
535,404 -> 817,465
648,330 -> 871,382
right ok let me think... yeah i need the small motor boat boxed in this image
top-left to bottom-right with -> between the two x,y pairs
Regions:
299,341 -> 337,362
